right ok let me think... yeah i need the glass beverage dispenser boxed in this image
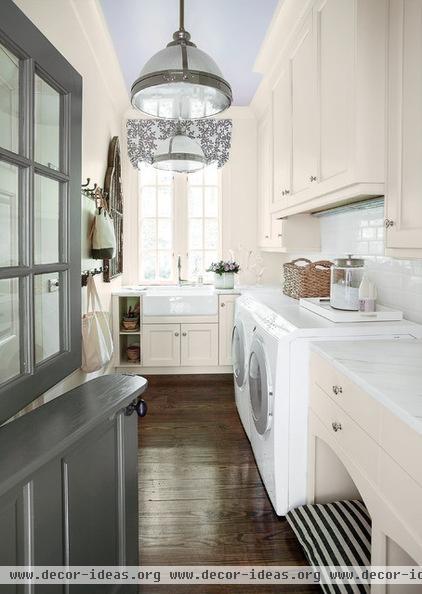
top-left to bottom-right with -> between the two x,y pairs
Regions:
330,255 -> 365,311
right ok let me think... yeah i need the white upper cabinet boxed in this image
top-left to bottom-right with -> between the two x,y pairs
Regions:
254,0 -> 387,218
257,106 -> 274,247
385,0 -> 422,256
316,0 -> 354,188
290,13 -> 317,199
272,66 -> 292,208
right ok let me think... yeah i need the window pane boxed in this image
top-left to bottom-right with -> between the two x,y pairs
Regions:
0,278 -> 20,384
204,187 -> 218,217
34,174 -> 60,264
142,187 -> 156,217
158,219 -> 172,249
139,164 -> 155,185
142,252 -> 156,280
34,74 -> 60,170
157,187 -> 172,217
189,219 -> 203,249
204,165 -> 218,185
34,273 -> 61,364
158,252 -> 172,280
157,170 -> 173,185
188,251 -> 203,278
188,187 -> 203,217
204,219 -> 219,249
0,44 -> 19,153
0,161 -> 19,267
188,169 -> 203,186
142,219 -> 156,250
204,250 -> 218,270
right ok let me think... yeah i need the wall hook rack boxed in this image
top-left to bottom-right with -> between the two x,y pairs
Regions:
81,178 -> 108,207
81,265 -> 108,287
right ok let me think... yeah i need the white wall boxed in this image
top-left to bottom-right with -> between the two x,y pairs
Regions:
287,205 -> 422,324
12,0 -> 131,412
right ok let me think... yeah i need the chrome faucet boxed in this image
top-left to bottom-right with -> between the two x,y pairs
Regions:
177,255 -> 188,285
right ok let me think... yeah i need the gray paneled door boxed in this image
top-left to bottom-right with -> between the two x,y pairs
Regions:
0,0 -> 82,424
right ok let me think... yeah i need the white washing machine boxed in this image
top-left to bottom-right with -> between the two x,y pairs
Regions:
232,300 -> 256,440
240,289 -> 422,516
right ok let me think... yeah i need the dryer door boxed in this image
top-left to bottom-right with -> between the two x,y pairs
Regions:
232,321 -> 246,387
248,336 -> 273,435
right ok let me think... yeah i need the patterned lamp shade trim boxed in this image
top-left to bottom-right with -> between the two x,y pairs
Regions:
126,118 -> 232,169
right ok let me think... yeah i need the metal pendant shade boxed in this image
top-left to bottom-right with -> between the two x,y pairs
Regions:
152,125 -> 206,173
131,0 -> 232,119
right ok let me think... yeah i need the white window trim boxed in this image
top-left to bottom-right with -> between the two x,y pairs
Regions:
138,167 -> 223,285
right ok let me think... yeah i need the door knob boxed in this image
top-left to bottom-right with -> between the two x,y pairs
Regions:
175,332 -> 179,336
182,332 -> 187,337
384,218 -> 395,228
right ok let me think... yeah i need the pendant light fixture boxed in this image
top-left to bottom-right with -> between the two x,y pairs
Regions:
152,123 -> 206,173
131,0 -> 232,120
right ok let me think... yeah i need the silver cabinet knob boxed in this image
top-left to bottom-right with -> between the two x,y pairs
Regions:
385,218 -> 395,228
182,332 -> 187,337
309,175 -> 317,182
332,421 -> 342,432
265,235 -> 269,238
221,302 -> 225,307
174,332 -> 179,337
285,189 -> 290,194
282,190 -> 285,196
277,233 -> 282,238
332,385 -> 343,395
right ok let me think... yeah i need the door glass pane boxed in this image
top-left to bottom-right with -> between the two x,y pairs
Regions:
249,351 -> 263,421
0,44 -> 19,153
34,272 -> 61,364
34,174 -> 60,264
34,74 -> 60,170
0,161 -> 19,267
0,278 -> 20,384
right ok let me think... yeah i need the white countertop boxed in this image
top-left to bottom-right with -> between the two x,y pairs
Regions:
311,340 -> 422,434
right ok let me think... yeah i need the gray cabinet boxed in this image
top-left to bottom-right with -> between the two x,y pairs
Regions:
0,374 -> 147,593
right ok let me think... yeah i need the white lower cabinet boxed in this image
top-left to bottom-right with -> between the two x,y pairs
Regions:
142,324 -> 181,367
218,295 -> 236,366
180,323 -> 218,367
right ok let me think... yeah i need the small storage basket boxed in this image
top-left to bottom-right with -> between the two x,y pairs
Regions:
283,258 -> 333,299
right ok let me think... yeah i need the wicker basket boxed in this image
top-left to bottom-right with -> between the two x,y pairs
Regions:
283,258 -> 333,299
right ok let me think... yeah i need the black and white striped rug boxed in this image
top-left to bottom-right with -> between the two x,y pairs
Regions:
287,499 -> 371,594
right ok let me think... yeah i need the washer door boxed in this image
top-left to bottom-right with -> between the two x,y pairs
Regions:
232,321 -> 246,388
248,336 -> 273,435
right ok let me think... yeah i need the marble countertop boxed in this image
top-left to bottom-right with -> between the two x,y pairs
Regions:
311,340 -> 422,434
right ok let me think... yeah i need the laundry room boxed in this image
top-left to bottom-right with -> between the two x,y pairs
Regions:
0,0 -> 421,593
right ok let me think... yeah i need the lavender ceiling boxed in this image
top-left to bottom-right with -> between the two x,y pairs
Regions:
100,0 -> 280,106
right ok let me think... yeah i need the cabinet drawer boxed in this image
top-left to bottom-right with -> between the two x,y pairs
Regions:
310,383 -> 379,480
310,351 -> 381,440
380,407 -> 422,487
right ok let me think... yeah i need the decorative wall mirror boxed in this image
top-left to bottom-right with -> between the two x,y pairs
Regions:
103,136 -> 123,282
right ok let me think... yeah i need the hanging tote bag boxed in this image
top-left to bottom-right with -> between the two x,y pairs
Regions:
81,275 -> 114,372
90,196 -> 117,259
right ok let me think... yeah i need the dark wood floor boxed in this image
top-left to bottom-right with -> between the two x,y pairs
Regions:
138,374 -> 319,593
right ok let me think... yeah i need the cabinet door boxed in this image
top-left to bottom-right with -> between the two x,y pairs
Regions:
257,107 -> 273,247
142,324 -> 180,367
386,0 -> 422,250
316,0 -> 354,185
290,13 -> 317,198
180,324 -> 218,367
218,295 -> 236,366
273,65 -> 292,207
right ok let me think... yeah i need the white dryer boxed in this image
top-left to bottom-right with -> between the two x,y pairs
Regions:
240,289 -> 422,516
232,300 -> 255,440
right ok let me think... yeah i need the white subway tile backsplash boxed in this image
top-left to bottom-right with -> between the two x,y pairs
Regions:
296,205 -> 422,324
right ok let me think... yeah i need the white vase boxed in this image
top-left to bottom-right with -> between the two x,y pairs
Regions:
214,272 -> 235,289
